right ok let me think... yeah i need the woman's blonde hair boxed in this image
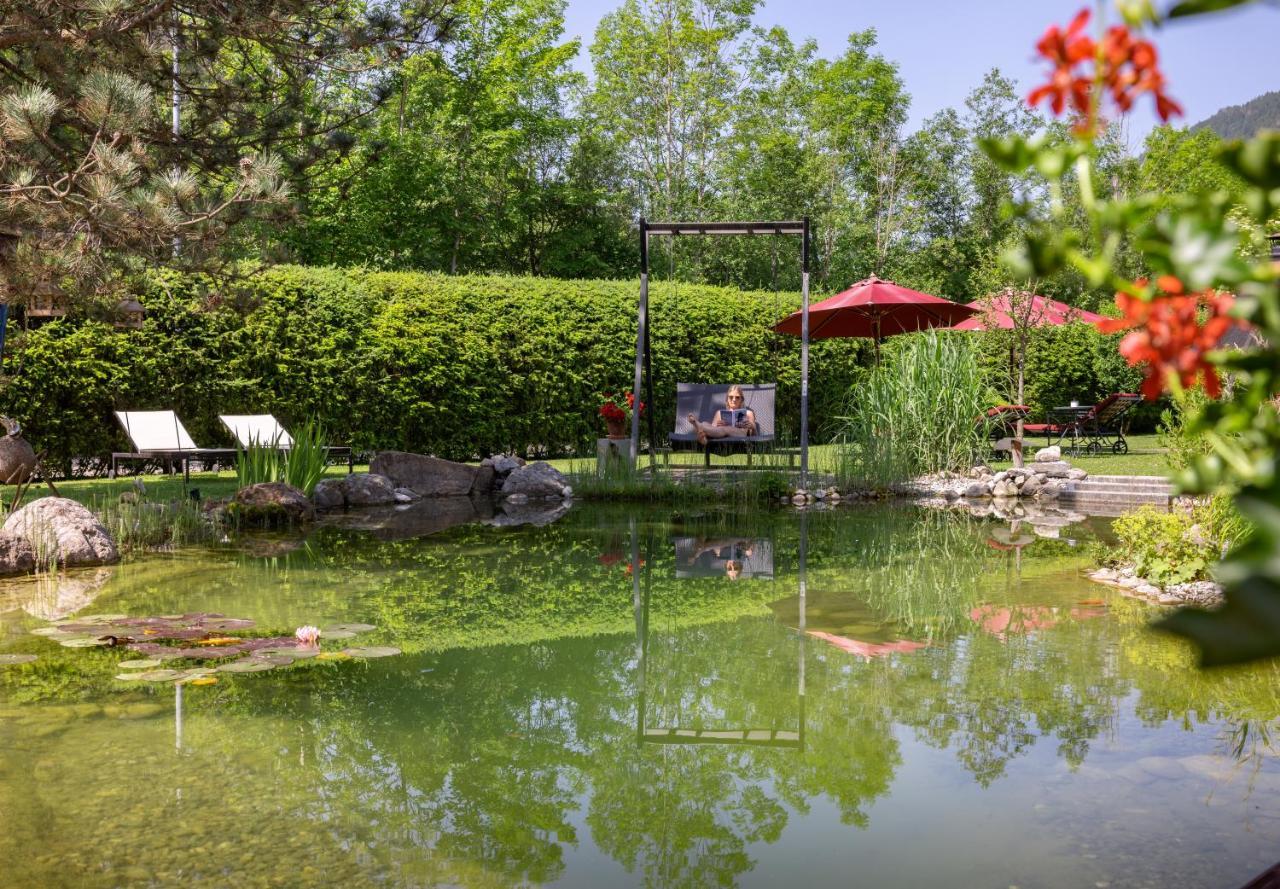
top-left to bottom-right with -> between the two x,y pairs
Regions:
726,385 -> 745,401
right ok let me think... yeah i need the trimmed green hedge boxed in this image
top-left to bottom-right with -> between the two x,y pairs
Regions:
0,267 -> 866,472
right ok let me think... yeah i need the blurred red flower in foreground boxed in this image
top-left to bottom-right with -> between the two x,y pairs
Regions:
1028,9 -> 1182,133
1096,277 -> 1241,400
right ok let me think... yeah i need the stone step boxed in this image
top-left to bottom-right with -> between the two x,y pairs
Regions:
1082,476 -> 1175,489
1069,480 -> 1174,494
1087,475 -> 1172,483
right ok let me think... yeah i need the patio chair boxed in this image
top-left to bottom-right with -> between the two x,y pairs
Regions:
1079,393 -> 1142,454
219,414 -> 353,471
112,410 -> 238,480
667,383 -> 777,467
982,404 -> 1030,456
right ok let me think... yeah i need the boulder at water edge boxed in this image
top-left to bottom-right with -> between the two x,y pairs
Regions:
500,462 -> 572,501
312,473 -> 398,510
0,529 -> 36,576
2,497 -> 119,567
370,451 -> 490,498
1034,446 -> 1062,463
232,482 -> 316,526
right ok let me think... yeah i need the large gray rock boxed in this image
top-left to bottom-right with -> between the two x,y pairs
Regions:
500,461 -> 572,501
1033,461 -> 1073,478
370,451 -> 488,497
490,454 -> 525,475
312,473 -> 398,510
963,482 -> 991,499
1034,446 -> 1062,463
0,529 -> 36,576
2,497 -> 119,567
232,482 -> 315,526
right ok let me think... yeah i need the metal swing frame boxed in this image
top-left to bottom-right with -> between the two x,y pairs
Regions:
630,218 -> 812,483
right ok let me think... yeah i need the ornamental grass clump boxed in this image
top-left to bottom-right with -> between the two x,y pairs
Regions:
233,420 -> 328,496
836,331 -> 995,490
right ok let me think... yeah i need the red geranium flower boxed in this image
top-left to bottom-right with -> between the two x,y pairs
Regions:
1028,9 -> 1181,134
1096,277 -> 1241,400
1027,9 -> 1095,119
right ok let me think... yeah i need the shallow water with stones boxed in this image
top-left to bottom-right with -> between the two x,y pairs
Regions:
1,503 -> 1278,888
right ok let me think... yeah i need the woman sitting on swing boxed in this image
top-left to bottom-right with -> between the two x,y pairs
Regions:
687,385 -> 758,445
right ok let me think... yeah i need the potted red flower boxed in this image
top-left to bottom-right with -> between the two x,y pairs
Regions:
599,391 -> 643,439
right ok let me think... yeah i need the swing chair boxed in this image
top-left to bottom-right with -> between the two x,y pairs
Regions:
630,218 -> 812,480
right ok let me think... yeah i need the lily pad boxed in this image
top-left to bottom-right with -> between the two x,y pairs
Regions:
0,654 -> 38,666
134,669 -> 185,682
117,659 -> 163,670
30,627 -> 66,637
315,651 -> 352,661
186,676 -> 218,687
217,660 -> 276,673
249,655 -> 294,666
318,629 -> 357,640
171,669 -> 216,682
257,646 -> 318,659
65,614 -> 127,624
59,637 -> 110,648
114,672 -> 147,682
342,646 -> 402,659
322,623 -> 376,634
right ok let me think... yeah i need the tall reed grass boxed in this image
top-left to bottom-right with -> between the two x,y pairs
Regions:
234,419 -> 329,495
835,331 -> 995,490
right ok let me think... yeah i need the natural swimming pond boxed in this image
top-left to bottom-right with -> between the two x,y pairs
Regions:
1,502 -> 1278,888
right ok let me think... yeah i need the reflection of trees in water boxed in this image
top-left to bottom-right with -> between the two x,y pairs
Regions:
6,505 -> 1280,886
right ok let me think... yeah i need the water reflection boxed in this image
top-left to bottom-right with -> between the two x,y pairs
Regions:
1,505 -> 1279,887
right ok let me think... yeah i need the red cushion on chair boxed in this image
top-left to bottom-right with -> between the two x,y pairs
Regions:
1022,423 -> 1062,434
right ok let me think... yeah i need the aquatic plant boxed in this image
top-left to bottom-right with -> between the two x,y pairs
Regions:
28,612 -> 398,684
282,420 -> 329,496
835,331 -> 994,490
236,441 -> 286,490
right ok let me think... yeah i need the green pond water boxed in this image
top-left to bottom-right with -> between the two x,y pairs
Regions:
1,503 -> 1279,888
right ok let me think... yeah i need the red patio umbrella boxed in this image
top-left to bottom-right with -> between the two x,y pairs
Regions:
952,292 -> 1105,330
771,275 -> 977,359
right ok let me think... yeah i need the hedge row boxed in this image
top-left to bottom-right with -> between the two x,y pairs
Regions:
0,267 -> 866,472
0,265 -> 1149,474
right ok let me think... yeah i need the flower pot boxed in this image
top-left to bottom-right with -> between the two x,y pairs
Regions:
604,416 -> 627,439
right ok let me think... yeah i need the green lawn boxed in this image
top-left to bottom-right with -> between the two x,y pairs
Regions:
990,433 -> 1169,477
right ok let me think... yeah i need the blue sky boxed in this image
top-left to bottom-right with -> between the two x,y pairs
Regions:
561,0 -> 1275,144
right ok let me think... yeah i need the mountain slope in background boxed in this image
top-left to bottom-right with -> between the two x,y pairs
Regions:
1193,90 -> 1280,140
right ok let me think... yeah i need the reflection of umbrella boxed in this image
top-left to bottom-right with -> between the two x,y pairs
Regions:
772,275 -> 977,360
952,292 -> 1105,331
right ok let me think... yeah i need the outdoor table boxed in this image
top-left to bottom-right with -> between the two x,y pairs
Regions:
1048,405 -> 1094,453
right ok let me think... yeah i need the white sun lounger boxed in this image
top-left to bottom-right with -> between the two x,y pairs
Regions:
219,413 -> 352,471
220,414 -> 294,449
112,410 -> 237,480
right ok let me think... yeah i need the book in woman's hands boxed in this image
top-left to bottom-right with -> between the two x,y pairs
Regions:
719,409 -> 747,426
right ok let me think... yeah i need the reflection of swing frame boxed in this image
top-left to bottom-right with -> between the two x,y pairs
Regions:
631,520 -> 806,750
